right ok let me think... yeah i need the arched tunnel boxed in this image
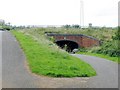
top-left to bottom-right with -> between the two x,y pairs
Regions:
55,40 -> 79,52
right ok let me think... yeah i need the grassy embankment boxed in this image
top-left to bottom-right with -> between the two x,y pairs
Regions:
41,27 -> 119,63
11,29 -> 96,77
27,27 -> 119,63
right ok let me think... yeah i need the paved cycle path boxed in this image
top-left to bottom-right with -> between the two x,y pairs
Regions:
2,31 -> 118,88
0,31 -> 2,89
72,54 -> 118,88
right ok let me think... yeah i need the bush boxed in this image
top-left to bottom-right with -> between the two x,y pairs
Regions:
91,48 -> 120,57
2,25 -> 11,30
78,48 -> 87,52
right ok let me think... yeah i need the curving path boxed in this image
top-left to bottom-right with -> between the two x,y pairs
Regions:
2,31 -> 118,88
72,54 -> 118,88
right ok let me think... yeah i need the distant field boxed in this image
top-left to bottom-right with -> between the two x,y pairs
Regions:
11,30 -> 96,77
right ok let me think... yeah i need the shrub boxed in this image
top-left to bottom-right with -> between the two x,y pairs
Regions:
78,48 -> 88,52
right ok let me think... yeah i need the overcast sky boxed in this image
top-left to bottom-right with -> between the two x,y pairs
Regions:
0,0 -> 119,27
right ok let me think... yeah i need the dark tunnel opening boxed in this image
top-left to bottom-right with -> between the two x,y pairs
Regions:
55,40 -> 79,52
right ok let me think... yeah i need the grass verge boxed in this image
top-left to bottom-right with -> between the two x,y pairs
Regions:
11,30 -> 96,77
77,52 -> 119,63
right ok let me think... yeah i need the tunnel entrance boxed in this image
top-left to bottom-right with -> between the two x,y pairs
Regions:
55,40 -> 79,52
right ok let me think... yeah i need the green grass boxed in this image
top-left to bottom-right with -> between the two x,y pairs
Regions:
28,27 -> 117,41
0,26 -> 2,29
77,52 -> 119,63
11,30 -> 96,77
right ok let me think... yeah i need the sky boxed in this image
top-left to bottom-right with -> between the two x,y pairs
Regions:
0,0 -> 119,27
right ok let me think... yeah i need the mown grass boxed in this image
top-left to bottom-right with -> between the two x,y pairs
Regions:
11,30 -> 96,77
77,52 -> 119,63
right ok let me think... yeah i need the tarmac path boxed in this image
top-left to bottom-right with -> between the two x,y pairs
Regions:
2,31 -> 118,88
0,31 -> 2,89
72,54 -> 118,88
